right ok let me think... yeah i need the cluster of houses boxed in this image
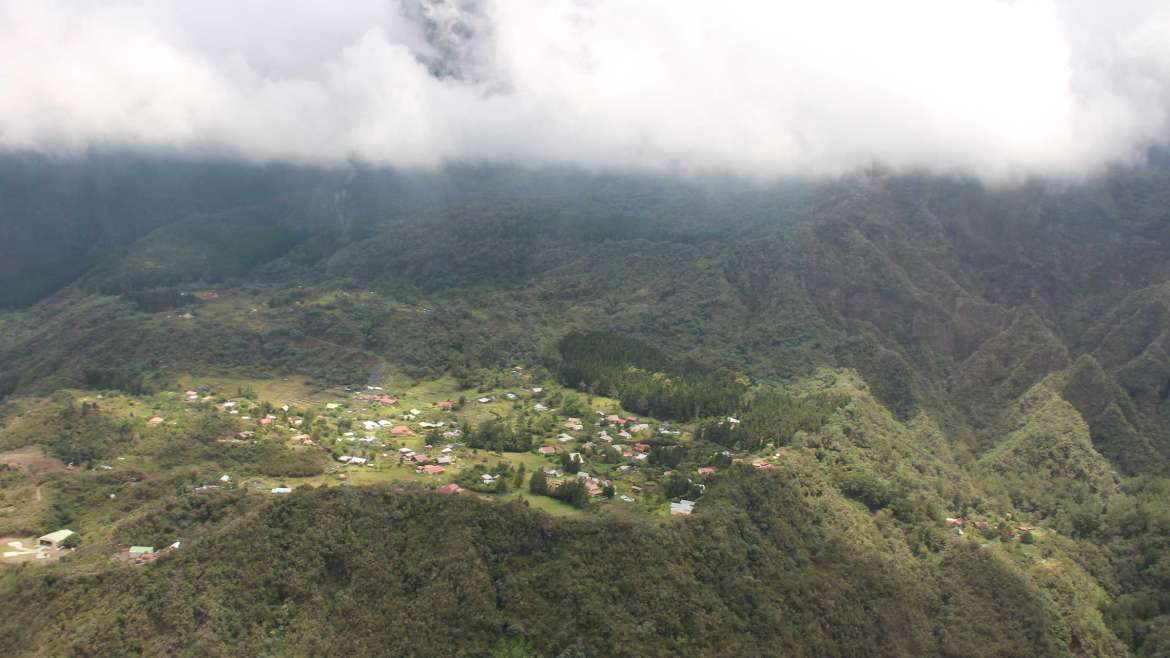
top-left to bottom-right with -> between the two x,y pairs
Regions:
165,381 -> 727,517
544,466 -> 609,497
944,516 -> 1035,540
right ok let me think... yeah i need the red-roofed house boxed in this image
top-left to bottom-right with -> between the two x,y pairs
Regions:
391,426 -> 413,436
538,446 -> 557,455
633,443 -> 650,453
436,400 -> 453,411
438,483 -> 463,494
376,396 -> 398,406
697,467 -> 716,475
411,453 -> 431,463
420,465 -> 445,475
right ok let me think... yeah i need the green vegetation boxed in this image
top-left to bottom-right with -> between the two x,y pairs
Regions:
695,387 -> 849,451
557,331 -> 746,420
0,474 -> 1111,657
5,160 -> 1170,654
83,222 -> 308,294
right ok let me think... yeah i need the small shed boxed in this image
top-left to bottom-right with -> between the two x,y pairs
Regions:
129,546 -> 155,556
38,529 -> 75,549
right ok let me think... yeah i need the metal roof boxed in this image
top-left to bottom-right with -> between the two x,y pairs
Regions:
38,529 -> 75,542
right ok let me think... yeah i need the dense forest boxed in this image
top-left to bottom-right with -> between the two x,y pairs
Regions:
0,474 -> 1122,657
556,331 -> 746,420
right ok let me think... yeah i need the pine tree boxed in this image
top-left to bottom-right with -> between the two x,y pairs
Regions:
529,468 -> 548,495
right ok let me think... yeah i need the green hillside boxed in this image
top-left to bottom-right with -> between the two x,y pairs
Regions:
4,163 -> 1170,655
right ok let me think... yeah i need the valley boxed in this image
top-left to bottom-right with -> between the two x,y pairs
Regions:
2,162 -> 1170,656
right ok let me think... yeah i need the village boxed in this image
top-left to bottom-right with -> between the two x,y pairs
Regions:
162,369 -> 723,518
0,365 -> 1049,573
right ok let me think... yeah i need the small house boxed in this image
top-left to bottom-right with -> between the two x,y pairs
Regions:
271,487 -> 292,494
129,546 -> 155,557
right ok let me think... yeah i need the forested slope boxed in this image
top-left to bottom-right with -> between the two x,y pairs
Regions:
4,156 -> 1170,654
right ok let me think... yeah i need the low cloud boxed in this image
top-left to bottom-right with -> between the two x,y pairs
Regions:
1,0 -> 1169,181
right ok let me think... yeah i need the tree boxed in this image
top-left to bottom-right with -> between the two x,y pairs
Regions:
514,464 -> 526,488
560,452 -> 580,474
553,480 -> 589,509
530,469 -> 549,495
489,638 -> 541,658
561,391 -> 588,418
664,474 -> 692,499
603,484 -> 615,498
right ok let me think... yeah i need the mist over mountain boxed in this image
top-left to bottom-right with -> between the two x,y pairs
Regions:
3,0 -> 1170,178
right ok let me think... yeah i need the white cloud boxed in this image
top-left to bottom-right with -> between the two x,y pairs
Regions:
0,0 -> 1168,180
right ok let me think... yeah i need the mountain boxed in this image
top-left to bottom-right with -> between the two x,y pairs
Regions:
4,154 -> 1170,655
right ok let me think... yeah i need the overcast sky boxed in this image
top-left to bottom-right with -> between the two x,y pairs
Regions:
1,0 -> 1169,181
